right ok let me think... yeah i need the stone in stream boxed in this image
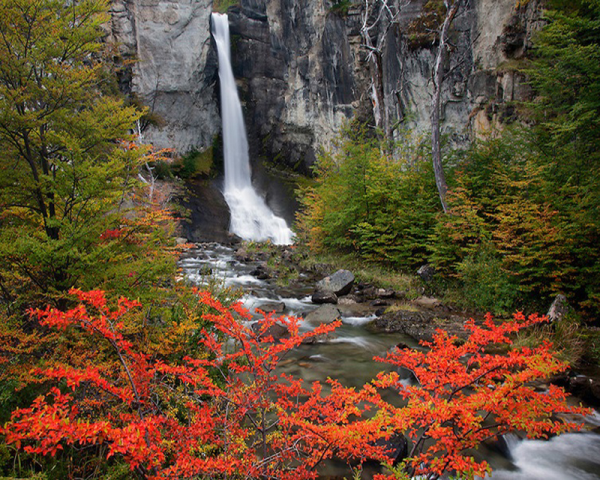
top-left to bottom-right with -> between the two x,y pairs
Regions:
256,301 -> 286,314
311,290 -> 338,305
304,304 -> 342,325
314,269 -> 355,297
251,322 -> 289,342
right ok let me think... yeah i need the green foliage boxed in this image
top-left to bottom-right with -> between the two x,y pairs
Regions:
0,0 -> 180,312
296,123 -> 440,270
330,0 -> 353,16
457,243 -> 519,315
173,148 -> 214,179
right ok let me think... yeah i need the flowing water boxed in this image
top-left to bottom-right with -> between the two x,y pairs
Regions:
180,243 -> 600,479
211,13 -> 294,245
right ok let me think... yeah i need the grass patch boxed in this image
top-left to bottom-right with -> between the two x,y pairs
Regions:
298,250 -> 421,298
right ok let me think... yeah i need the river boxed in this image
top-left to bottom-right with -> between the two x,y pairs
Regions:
179,243 -> 600,479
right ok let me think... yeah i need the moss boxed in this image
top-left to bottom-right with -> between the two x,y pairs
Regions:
329,0 -> 353,17
212,0 -> 239,14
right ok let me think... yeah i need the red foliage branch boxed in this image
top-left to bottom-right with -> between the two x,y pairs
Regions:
371,312 -> 590,479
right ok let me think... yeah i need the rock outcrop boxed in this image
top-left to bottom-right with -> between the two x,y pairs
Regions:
109,0 -> 220,155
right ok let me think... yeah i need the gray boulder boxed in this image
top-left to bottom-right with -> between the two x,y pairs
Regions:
304,305 -> 342,325
251,322 -> 290,342
417,264 -> 436,282
316,269 -> 355,296
311,290 -> 338,305
257,302 -> 286,314
547,294 -> 569,322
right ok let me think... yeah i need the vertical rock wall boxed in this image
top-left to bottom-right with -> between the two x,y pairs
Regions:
109,0 -> 220,154
229,0 -> 544,172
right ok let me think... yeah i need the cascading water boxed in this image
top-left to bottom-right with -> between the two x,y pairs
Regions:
211,13 -> 294,245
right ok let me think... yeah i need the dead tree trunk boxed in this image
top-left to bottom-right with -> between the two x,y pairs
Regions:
431,0 -> 462,214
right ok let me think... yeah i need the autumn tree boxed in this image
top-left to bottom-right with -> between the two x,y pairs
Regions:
1,289 -> 589,479
0,0 -> 154,306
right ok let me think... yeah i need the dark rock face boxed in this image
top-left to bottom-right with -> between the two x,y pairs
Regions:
178,179 -> 238,244
311,290 -> 338,305
226,0 -> 543,173
110,0 -> 544,176
228,0 -> 363,174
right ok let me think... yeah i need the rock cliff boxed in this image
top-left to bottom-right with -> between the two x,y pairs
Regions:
229,0 -> 544,172
109,0 -> 543,170
109,0 -> 220,154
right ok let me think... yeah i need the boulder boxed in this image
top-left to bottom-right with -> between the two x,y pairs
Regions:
304,305 -> 342,325
250,263 -> 271,280
257,302 -> 286,314
367,309 -> 468,343
417,264 -> 436,282
547,294 -> 569,322
316,269 -> 355,296
311,290 -> 338,305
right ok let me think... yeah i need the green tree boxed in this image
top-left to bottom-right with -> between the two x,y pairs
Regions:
0,0 -> 156,307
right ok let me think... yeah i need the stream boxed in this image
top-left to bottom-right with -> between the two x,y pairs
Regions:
180,243 -> 600,479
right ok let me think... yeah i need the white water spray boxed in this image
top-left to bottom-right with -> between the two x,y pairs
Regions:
211,13 -> 294,245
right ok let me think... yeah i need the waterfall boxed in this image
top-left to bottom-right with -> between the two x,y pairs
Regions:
211,13 -> 294,245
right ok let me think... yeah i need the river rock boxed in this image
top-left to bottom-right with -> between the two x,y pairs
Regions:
250,263 -> 271,280
304,305 -> 342,325
257,301 -> 286,314
251,321 -> 290,342
316,269 -> 355,296
367,309 -> 468,343
311,290 -> 338,305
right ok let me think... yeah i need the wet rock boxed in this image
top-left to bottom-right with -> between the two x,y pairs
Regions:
565,375 -> 600,408
199,266 -> 213,276
316,269 -> 355,296
250,263 -> 271,280
257,302 -> 286,314
175,237 -> 189,245
367,309 -> 468,343
311,290 -> 338,305
547,294 -> 569,322
251,322 -> 290,342
304,304 -> 342,325
417,264 -> 436,282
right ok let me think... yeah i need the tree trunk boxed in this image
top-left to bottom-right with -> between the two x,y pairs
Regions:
431,0 -> 462,214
